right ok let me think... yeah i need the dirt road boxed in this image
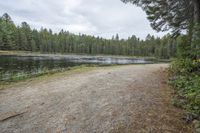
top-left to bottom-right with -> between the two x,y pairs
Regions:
0,64 -> 192,133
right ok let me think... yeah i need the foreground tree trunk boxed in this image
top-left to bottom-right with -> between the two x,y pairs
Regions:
193,0 -> 200,23
192,0 -> 200,58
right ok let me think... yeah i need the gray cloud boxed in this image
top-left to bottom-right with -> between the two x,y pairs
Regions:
0,0 -> 167,39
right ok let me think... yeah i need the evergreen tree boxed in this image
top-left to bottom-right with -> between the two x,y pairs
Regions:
0,13 -> 16,50
0,13 -> 176,59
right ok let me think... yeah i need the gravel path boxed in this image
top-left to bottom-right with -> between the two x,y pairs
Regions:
0,64 -> 193,133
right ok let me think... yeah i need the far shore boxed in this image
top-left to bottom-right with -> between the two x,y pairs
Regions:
0,50 -> 171,61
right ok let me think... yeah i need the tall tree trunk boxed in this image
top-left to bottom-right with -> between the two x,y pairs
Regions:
192,0 -> 200,58
193,0 -> 200,23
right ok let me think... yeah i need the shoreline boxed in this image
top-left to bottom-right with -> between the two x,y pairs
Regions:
0,50 -> 159,60
0,65 -> 99,90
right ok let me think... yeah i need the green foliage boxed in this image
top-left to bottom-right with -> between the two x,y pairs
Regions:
169,73 -> 200,115
121,0 -> 192,35
191,24 -> 200,59
170,58 -> 198,75
0,13 -> 16,50
169,30 -> 200,122
176,35 -> 191,58
0,13 -> 176,59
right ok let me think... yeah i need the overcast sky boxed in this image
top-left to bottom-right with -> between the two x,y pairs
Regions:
0,0 -> 167,39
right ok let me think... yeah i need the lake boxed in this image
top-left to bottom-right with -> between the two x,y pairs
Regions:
0,54 -> 155,82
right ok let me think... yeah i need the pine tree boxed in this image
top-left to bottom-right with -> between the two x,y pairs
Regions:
0,13 -> 177,59
0,13 -> 16,50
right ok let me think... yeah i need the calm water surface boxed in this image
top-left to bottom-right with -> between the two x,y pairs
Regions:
0,54 -> 154,81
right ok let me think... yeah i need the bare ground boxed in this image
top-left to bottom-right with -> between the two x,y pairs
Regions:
0,64 -> 193,133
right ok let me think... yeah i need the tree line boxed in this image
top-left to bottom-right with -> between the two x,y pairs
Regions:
121,0 -> 200,59
0,13 -> 176,59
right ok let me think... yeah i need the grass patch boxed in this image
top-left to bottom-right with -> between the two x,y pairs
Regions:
0,64 -> 125,90
0,65 -> 99,90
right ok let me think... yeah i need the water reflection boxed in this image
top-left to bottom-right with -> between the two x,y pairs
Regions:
0,55 -> 154,81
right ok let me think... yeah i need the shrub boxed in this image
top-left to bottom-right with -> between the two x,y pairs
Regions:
169,59 -> 200,118
169,58 -> 198,75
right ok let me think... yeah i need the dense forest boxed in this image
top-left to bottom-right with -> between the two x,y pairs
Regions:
0,13 -> 176,59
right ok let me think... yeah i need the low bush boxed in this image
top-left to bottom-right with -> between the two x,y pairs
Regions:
169,59 -> 200,120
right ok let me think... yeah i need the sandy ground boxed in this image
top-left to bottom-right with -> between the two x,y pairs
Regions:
0,64 -> 193,133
